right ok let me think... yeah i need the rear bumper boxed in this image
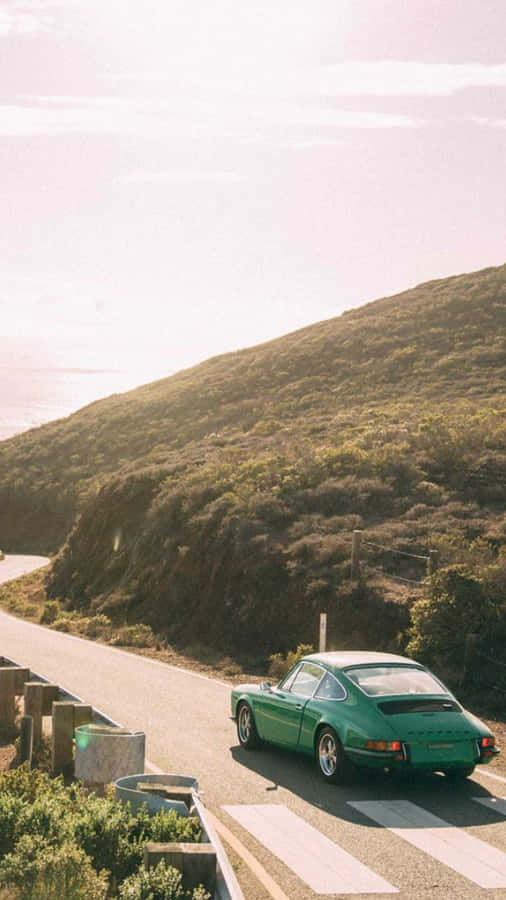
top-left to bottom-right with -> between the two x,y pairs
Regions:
345,741 -> 500,771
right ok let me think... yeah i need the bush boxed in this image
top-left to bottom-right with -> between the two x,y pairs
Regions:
51,617 -> 72,632
114,624 -> 156,648
40,601 -> 61,625
71,793 -> 139,885
118,861 -> 210,900
268,643 -> 314,679
406,564 -> 500,681
0,835 -> 109,900
132,807 -> 202,845
0,769 -> 204,898
85,614 -> 112,639
0,794 -> 25,857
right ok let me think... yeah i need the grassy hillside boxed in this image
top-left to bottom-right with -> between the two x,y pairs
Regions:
1,264 -> 505,654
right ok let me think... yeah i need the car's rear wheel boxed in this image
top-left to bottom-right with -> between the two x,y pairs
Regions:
237,702 -> 261,749
442,765 -> 475,780
316,726 -> 350,783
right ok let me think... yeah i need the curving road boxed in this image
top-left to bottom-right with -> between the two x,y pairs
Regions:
1,556 -> 506,900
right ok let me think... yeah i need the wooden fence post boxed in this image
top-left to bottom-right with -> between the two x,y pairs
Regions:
351,530 -> 362,580
319,613 -> 327,653
427,550 -> 439,577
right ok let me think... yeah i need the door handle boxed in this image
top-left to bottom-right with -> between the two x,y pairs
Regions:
295,704 -> 303,710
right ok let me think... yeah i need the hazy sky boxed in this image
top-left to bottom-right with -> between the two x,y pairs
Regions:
1,0 -> 505,377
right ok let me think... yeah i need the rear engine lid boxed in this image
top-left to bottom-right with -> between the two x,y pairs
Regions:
378,698 -> 461,715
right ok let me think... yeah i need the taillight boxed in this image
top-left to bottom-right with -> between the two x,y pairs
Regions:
365,740 -> 402,752
481,736 -> 495,747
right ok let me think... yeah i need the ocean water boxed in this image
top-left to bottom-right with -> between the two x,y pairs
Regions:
0,338 -> 170,441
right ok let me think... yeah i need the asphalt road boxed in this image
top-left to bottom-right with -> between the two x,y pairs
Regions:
1,556 -> 505,900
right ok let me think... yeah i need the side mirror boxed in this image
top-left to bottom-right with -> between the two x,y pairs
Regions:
260,681 -> 272,692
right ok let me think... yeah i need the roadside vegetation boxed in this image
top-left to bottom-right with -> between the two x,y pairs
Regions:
0,767 -> 209,900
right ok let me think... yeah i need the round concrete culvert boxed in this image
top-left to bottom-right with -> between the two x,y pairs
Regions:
75,723 -> 145,785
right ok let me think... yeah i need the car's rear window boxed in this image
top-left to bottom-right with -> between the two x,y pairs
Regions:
345,665 -> 447,697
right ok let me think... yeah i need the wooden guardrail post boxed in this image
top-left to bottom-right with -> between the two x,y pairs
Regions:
51,702 -> 93,776
0,669 -> 17,728
19,715 -> 34,767
24,682 -> 57,748
73,703 -> 93,730
24,683 -> 44,747
52,702 -> 74,777
144,843 -> 216,896
351,529 -> 362,580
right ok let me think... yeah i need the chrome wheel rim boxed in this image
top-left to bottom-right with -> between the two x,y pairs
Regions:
238,706 -> 252,743
319,733 -> 337,776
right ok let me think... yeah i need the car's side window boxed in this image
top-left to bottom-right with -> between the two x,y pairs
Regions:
278,665 -> 300,692
314,671 -> 346,701
290,662 -> 324,698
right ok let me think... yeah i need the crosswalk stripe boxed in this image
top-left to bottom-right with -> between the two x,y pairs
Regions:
474,796 -> 506,816
348,799 -> 506,889
222,804 -> 398,894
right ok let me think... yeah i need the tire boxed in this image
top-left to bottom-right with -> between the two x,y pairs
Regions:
443,766 -> 475,780
316,726 -> 351,784
236,702 -> 261,749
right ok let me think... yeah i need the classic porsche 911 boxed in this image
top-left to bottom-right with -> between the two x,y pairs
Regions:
231,651 -> 499,782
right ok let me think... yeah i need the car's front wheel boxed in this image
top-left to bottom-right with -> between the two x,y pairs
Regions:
237,702 -> 261,749
316,726 -> 350,783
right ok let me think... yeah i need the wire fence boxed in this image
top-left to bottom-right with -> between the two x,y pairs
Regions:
359,536 -> 430,589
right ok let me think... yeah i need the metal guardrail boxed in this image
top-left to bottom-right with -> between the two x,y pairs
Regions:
1,653 -> 244,900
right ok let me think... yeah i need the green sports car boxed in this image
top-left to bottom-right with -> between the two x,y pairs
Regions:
231,651 -> 499,782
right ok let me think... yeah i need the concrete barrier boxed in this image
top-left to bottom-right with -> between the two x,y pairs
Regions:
115,773 -> 198,817
75,723 -> 145,786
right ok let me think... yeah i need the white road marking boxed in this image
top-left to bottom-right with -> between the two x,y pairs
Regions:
474,796 -> 506,816
349,799 -> 506,889
223,804 -> 398,895
478,769 -> 506,785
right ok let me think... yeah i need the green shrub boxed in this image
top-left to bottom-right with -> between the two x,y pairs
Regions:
0,769 -> 206,897
0,765 -> 68,803
118,861 -> 210,900
72,792 -> 140,884
131,807 -> 202,845
18,602 -> 38,618
114,624 -> 156,648
406,564 -> 501,682
0,794 -> 25,857
0,835 -> 109,900
40,600 -> 61,625
51,616 -> 72,632
86,614 -> 112,639
268,643 -> 314,679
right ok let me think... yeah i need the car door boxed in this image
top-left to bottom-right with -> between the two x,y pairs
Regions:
254,662 -> 325,747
